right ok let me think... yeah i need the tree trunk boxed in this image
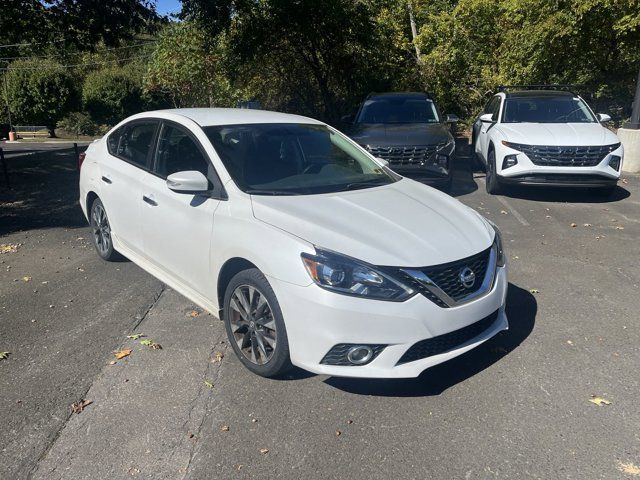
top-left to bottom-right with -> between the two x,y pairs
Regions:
408,1 -> 421,60
47,126 -> 57,138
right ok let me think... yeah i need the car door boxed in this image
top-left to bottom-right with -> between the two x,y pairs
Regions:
100,120 -> 159,256
476,96 -> 501,160
141,120 -> 224,297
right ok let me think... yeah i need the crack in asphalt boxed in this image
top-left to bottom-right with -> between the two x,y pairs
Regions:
26,283 -> 166,480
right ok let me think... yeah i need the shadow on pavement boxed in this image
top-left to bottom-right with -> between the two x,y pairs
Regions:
324,283 -> 536,397
0,147 -> 87,236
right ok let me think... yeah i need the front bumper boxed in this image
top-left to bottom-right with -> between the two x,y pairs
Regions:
495,142 -> 622,187
267,265 -> 508,378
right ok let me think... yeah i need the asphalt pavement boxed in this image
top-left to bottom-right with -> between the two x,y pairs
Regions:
1,141 -> 639,479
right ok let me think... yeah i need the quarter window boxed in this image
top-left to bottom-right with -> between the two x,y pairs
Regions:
154,124 -> 210,178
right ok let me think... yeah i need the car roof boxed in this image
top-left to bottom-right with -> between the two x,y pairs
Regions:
505,90 -> 575,99
135,108 -> 324,127
367,92 -> 434,100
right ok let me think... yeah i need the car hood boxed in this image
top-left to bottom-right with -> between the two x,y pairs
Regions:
348,123 -> 452,147
497,123 -> 619,146
250,179 -> 493,267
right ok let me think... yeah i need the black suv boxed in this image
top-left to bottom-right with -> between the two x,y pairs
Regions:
344,92 -> 458,191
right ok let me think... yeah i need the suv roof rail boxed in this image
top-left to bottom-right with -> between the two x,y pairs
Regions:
365,91 -> 434,99
496,84 -> 591,93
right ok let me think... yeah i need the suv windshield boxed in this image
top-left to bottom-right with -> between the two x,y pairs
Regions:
502,96 -> 597,123
204,123 -> 398,195
356,97 -> 440,124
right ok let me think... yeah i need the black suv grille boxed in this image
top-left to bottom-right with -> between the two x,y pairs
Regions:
367,145 -> 441,166
508,142 -> 620,167
397,309 -> 499,364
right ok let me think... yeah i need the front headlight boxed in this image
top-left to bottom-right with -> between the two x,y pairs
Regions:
301,249 -> 415,301
487,220 -> 506,267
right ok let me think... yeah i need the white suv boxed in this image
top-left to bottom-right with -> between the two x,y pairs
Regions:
80,108 -> 508,378
472,89 -> 623,195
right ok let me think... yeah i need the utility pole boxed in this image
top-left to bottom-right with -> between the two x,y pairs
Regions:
408,1 -> 421,60
2,70 -> 12,131
625,66 -> 640,129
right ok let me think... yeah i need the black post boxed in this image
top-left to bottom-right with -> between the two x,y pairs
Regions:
0,148 -> 9,188
625,66 -> 640,129
73,142 -> 79,170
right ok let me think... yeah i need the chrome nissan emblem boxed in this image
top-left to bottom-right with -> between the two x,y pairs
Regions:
459,267 -> 476,288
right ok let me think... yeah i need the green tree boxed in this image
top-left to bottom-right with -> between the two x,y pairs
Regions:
83,66 -> 145,125
3,59 -> 77,137
144,23 -> 243,108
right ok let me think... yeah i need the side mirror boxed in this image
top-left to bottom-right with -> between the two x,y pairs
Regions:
376,157 -> 389,168
479,113 -> 494,123
341,114 -> 354,124
166,170 -> 210,194
597,113 -> 611,123
445,114 -> 459,123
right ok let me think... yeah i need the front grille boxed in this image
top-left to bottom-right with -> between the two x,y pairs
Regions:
367,145 -> 441,166
397,310 -> 499,364
320,344 -> 386,366
423,248 -> 491,301
508,142 -> 620,167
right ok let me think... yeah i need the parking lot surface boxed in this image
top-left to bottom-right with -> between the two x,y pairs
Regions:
1,142 -> 639,479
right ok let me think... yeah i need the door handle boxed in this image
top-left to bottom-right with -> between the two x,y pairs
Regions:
142,195 -> 158,206
101,176 -> 112,184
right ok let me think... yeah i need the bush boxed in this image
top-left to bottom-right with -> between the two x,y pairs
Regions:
58,112 -> 102,137
83,66 -> 145,125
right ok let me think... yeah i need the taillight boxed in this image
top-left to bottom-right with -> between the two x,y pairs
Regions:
78,152 -> 86,170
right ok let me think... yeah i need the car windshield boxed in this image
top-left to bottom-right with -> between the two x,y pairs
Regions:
204,123 -> 399,195
502,96 -> 597,123
356,97 -> 440,124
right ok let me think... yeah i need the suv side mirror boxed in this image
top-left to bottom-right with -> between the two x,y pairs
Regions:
341,114 -> 354,124
597,113 -> 611,123
445,114 -> 459,123
479,113 -> 494,123
166,170 -> 210,194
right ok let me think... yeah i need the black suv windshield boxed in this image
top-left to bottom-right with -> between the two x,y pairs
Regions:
356,97 -> 440,124
204,123 -> 398,195
502,96 -> 597,123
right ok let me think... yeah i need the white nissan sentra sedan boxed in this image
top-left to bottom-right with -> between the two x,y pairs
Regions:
79,108 -> 508,378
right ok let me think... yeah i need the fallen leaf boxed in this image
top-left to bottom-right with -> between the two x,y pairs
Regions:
500,210 -> 508,215
70,399 -> 92,414
22,276 -> 31,282
529,289 -> 539,294
615,226 -> 625,230
214,351 -> 224,362
259,448 -> 269,455
335,430 -> 342,436
618,461 -> 640,476
188,310 -> 200,317
140,339 -> 162,349
0,244 -> 20,254
570,223 -> 577,227
204,380 -> 214,389
583,223 -> 592,227
589,395 -> 611,406
251,418 -> 258,423
114,349 -> 132,360
621,178 -> 629,185
127,333 -> 144,340
0,352 -> 10,360
220,425 -> 230,432
346,420 -> 354,424
566,340 -> 573,345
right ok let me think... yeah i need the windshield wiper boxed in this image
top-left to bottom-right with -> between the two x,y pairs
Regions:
340,179 -> 390,191
245,189 -> 300,196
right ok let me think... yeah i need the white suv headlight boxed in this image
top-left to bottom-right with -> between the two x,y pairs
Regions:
301,249 -> 415,301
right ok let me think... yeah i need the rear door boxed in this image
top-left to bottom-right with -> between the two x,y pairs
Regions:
476,96 -> 501,159
100,120 -> 159,256
141,120 -> 224,296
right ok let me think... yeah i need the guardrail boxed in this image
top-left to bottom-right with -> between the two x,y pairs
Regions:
14,125 -> 49,138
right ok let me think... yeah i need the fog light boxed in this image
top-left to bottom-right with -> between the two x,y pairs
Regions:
347,346 -> 374,365
609,155 -> 621,171
502,154 -> 518,169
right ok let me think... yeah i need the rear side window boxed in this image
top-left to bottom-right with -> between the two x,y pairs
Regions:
107,122 -> 158,168
154,124 -> 209,178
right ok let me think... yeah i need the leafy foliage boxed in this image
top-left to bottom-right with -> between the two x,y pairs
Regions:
83,67 -> 145,124
58,112 -> 103,137
3,59 -> 77,133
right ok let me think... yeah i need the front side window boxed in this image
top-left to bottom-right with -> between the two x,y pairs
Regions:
204,123 -> 398,195
108,122 -> 158,167
356,98 -> 440,124
154,124 -> 209,178
502,96 -> 597,123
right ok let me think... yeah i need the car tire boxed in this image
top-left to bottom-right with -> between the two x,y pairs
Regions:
90,197 -> 119,261
485,148 -> 502,195
223,268 -> 293,378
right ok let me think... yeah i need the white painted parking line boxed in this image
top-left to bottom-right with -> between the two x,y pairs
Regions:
495,195 -> 530,226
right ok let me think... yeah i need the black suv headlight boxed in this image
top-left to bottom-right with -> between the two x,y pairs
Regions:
301,249 -> 415,301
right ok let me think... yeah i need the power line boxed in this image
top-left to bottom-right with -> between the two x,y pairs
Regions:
0,54 -> 151,71
0,42 -> 156,61
0,39 -> 67,49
